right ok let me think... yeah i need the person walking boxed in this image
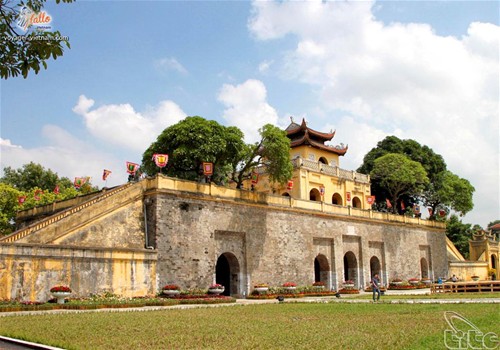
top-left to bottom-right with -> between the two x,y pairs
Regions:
371,273 -> 381,302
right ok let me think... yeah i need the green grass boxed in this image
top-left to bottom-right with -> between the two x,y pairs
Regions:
0,303 -> 498,349
343,292 -> 500,300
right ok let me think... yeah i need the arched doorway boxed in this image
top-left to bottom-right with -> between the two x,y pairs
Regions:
343,251 -> 358,284
314,254 -> 330,286
352,197 -> 362,208
282,192 -> 290,197
215,252 -> 240,296
310,188 -> 321,201
420,258 -> 429,279
491,254 -> 497,280
318,157 -> 328,165
332,193 -> 342,205
370,256 -> 381,279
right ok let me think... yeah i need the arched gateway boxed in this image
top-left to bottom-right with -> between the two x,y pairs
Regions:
343,251 -> 358,285
215,252 -> 240,296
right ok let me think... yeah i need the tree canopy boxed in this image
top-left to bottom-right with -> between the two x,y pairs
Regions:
0,0 -> 73,79
0,162 -> 97,235
445,214 -> 483,259
358,136 -> 474,218
230,124 -> 293,188
142,117 -> 293,188
141,116 -> 246,183
370,153 -> 428,212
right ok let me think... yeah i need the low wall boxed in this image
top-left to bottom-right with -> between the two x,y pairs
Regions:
0,244 -> 157,301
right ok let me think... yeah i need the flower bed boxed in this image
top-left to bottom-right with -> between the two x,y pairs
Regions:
338,288 -> 360,294
0,293 -> 235,313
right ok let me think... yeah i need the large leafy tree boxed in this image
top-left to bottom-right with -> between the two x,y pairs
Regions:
0,0 -> 73,79
422,170 -> 475,219
0,162 -> 97,234
0,183 -> 21,235
230,124 -> 293,188
370,153 -> 429,213
358,136 -> 474,218
446,214 -> 481,259
142,117 -> 293,188
142,116 -> 246,183
1,162 -> 71,191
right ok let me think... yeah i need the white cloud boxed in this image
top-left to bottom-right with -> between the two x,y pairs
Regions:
72,95 -> 187,152
154,57 -> 188,75
249,0 -> 499,226
218,79 -> 279,143
0,126 -> 126,187
0,138 -> 21,148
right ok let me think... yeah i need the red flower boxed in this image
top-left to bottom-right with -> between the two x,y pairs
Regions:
162,284 -> 180,290
50,285 -> 71,293
283,282 -> 297,287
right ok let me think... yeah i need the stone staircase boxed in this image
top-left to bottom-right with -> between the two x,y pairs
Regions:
0,182 -> 140,244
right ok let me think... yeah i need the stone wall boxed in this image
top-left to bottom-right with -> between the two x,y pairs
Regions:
151,190 -> 448,296
0,244 -> 157,301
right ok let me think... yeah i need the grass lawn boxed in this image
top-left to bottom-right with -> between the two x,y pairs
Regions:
0,302 -> 498,349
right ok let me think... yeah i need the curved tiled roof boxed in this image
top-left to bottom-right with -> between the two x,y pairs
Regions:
286,118 -> 348,156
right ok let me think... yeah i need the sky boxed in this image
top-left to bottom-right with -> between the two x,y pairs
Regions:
1,0 -> 498,228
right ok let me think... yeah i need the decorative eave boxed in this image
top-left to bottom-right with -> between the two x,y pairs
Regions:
290,132 -> 348,156
286,118 -> 335,141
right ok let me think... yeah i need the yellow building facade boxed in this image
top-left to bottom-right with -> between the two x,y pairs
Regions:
247,119 -> 372,209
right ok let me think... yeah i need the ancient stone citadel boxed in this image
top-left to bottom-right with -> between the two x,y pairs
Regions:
0,119 -> 470,301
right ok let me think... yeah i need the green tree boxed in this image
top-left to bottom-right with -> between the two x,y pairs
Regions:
0,0 -> 73,79
358,136 -> 474,218
423,171 -> 475,219
230,124 -> 293,188
1,162 -> 71,191
141,116 -> 246,184
0,183 -> 21,235
370,153 -> 429,213
446,214 -> 474,259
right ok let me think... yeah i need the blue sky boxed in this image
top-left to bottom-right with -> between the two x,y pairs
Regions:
1,0 -> 498,227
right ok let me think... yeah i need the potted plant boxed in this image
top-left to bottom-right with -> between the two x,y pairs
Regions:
312,281 -> 326,289
471,276 -> 480,282
162,284 -> 181,296
421,278 -> 432,284
283,282 -> 297,291
208,283 -> 225,294
343,280 -> 355,288
408,278 -> 419,285
50,285 -> 72,304
391,278 -> 403,285
253,283 -> 269,292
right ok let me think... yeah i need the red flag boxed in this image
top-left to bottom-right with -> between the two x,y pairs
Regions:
126,162 -> 140,175
251,172 -> 259,184
74,177 -> 88,189
439,209 -> 446,217
54,185 -> 60,194
319,186 -> 325,196
102,169 -> 112,181
287,180 -> 293,190
386,198 -> 392,208
152,154 -> 168,168
400,201 -> 406,211
346,192 -> 351,202
367,196 -> 375,205
202,162 -> 213,175
18,196 -> 26,205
